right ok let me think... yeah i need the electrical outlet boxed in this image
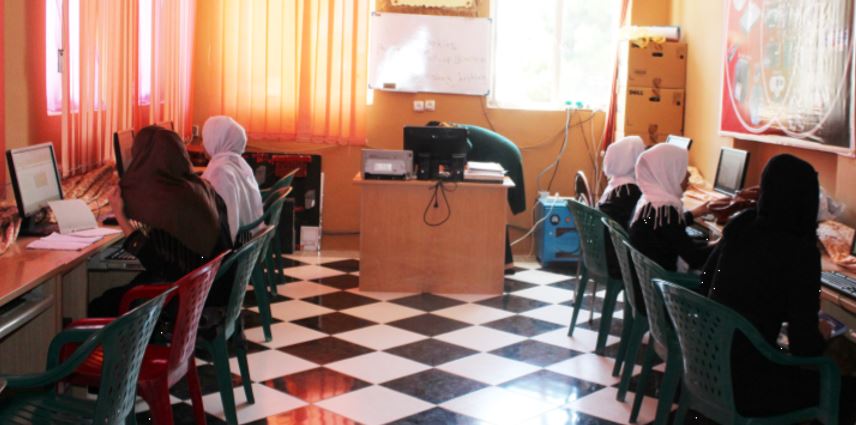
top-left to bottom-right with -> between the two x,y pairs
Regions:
413,100 -> 425,112
425,99 -> 436,111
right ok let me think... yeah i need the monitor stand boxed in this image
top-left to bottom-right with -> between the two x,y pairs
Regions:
19,217 -> 59,237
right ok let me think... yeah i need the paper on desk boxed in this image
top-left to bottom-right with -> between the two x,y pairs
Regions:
27,232 -> 103,251
48,199 -> 98,234
70,227 -> 122,237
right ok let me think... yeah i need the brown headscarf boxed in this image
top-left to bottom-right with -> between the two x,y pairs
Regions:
120,126 -> 221,256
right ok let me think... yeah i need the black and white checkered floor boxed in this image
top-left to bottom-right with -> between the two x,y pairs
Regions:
134,251 -> 707,425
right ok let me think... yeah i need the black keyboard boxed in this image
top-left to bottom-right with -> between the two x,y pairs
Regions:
107,248 -> 137,261
820,272 -> 856,297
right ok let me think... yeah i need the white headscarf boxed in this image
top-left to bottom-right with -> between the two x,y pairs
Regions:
599,136 -> 646,204
632,143 -> 688,227
202,116 -> 263,242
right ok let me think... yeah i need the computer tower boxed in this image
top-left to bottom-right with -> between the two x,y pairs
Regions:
534,197 -> 580,265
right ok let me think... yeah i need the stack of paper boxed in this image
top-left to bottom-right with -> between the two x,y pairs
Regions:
464,161 -> 506,182
28,227 -> 122,251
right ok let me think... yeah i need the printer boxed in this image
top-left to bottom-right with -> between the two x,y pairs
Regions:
362,149 -> 413,180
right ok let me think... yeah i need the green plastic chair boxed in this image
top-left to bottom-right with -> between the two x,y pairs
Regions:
656,279 -> 841,425
197,226 -> 275,425
259,168 -> 298,202
627,243 -> 700,425
237,189 -> 290,342
263,187 -> 293,289
0,289 -> 172,425
601,218 -> 644,379
565,199 -> 624,354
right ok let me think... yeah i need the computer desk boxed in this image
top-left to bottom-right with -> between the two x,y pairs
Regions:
684,188 -> 856,334
0,228 -> 130,374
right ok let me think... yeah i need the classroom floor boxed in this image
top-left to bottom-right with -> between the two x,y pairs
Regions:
134,249 -> 713,425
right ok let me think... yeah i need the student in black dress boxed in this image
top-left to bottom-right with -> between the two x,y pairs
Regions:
703,154 -> 855,423
628,143 -> 711,275
88,126 -> 233,316
598,135 -> 646,279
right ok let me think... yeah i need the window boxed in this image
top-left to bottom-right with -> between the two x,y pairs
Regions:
491,0 -> 621,110
45,0 -> 152,115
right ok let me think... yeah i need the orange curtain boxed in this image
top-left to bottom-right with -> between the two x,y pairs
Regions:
599,0 -> 633,152
196,0 -> 369,145
0,0 -> 5,195
151,0 -> 196,137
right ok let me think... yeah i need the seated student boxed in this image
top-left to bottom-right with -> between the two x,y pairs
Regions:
598,135 -> 646,279
427,122 -> 525,270
628,143 -> 711,274
703,154 -> 854,423
201,116 -> 263,244
89,126 -> 232,316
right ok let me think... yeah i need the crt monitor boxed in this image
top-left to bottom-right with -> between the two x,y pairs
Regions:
403,126 -> 468,180
713,147 -> 750,196
6,143 -> 64,232
666,135 -> 692,150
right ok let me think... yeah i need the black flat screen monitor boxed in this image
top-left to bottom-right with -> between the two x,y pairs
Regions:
666,135 -> 692,150
713,147 -> 750,196
403,126 -> 468,180
6,143 -> 64,234
113,130 -> 134,177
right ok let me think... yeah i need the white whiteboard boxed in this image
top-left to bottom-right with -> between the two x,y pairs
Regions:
368,12 -> 492,96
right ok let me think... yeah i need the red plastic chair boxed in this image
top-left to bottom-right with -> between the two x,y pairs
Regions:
60,252 -> 228,425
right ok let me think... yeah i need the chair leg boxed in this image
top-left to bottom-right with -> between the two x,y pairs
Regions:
138,379 -> 175,425
674,388 -> 690,424
588,280 -> 599,324
654,351 -> 682,425
567,268 -> 589,336
272,233 -> 285,287
612,313 -> 635,377
234,330 -> 255,404
595,283 -> 621,354
212,335 -> 240,425
186,357 -> 208,425
126,411 -> 139,425
630,344 -> 657,423
617,319 -> 647,402
251,267 -> 274,342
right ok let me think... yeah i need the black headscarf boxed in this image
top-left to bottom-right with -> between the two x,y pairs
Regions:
755,154 -> 819,242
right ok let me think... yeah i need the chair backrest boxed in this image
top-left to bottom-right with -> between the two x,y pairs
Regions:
95,289 -> 172,425
265,169 -> 299,197
602,217 -> 642,316
627,242 -> 678,351
574,170 -> 593,206
167,252 -> 228,373
655,279 -> 739,418
566,199 -> 610,279
217,226 -> 275,338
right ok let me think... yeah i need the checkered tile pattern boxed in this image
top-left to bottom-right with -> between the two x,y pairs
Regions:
134,252 -> 711,425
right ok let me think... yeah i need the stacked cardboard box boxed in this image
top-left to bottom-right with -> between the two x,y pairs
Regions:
616,41 -> 687,145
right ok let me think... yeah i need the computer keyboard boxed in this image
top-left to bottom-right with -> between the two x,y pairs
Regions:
107,247 -> 137,261
820,271 -> 856,297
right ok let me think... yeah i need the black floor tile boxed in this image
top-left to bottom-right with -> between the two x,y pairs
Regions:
391,293 -> 464,311
303,291 -> 378,310
134,402 -> 227,425
241,291 -> 290,308
262,367 -> 371,403
309,274 -> 360,289
538,262 -> 580,275
387,314 -> 470,336
482,315 -> 563,337
504,278 -> 538,293
319,259 -> 360,273
385,338 -> 478,366
194,339 -> 268,362
502,370 -> 605,406
279,337 -> 374,364
490,340 -> 582,367
383,369 -> 487,404
292,312 -> 376,334
549,279 -> 579,291
169,364 -> 242,399
600,342 -> 662,368
577,316 -> 625,337
240,309 -> 283,329
388,407 -> 487,425
476,294 -> 550,313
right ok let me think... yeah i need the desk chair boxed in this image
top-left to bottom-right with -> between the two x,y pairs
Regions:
0,289 -> 171,425
657,279 -> 841,425
627,243 -> 700,425
574,170 -> 593,207
565,199 -> 623,355
260,169 -> 299,283
198,226 -> 274,425
260,168 -> 299,202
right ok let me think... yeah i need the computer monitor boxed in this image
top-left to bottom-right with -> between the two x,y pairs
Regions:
713,147 -> 750,196
666,135 -> 692,150
403,126 -> 468,180
6,143 -> 64,234
113,129 -> 134,177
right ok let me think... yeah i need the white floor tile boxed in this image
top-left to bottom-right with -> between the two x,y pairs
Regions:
133,395 -> 184,413
432,303 -> 515,325
281,265 -> 345,281
202,383 -> 307,424
259,300 -> 333,322
512,285 -> 575,303
334,324 -> 426,350
244,321 -> 327,348
340,302 -> 424,324
437,353 -> 539,385
521,304 -> 585,326
569,386 -> 662,425
316,386 -> 433,425
434,326 -> 526,352
441,386 -> 556,425
533,327 -> 618,353
346,288 -> 416,301
546,353 -> 638,386
284,252 -> 350,265
435,293 -> 498,303
326,352 -> 430,384
276,281 -> 340,299
507,269 -> 575,285
232,350 -> 317,382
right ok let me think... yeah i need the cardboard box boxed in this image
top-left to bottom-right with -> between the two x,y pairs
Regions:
617,86 -> 685,145
620,41 -> 687,89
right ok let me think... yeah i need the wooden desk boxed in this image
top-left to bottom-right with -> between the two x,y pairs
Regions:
0,231 -> 124,374
355,175 -> 512,294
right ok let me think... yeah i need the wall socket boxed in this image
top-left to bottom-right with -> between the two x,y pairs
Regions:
413,100 -> 425,112
425,99 -> 436,111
